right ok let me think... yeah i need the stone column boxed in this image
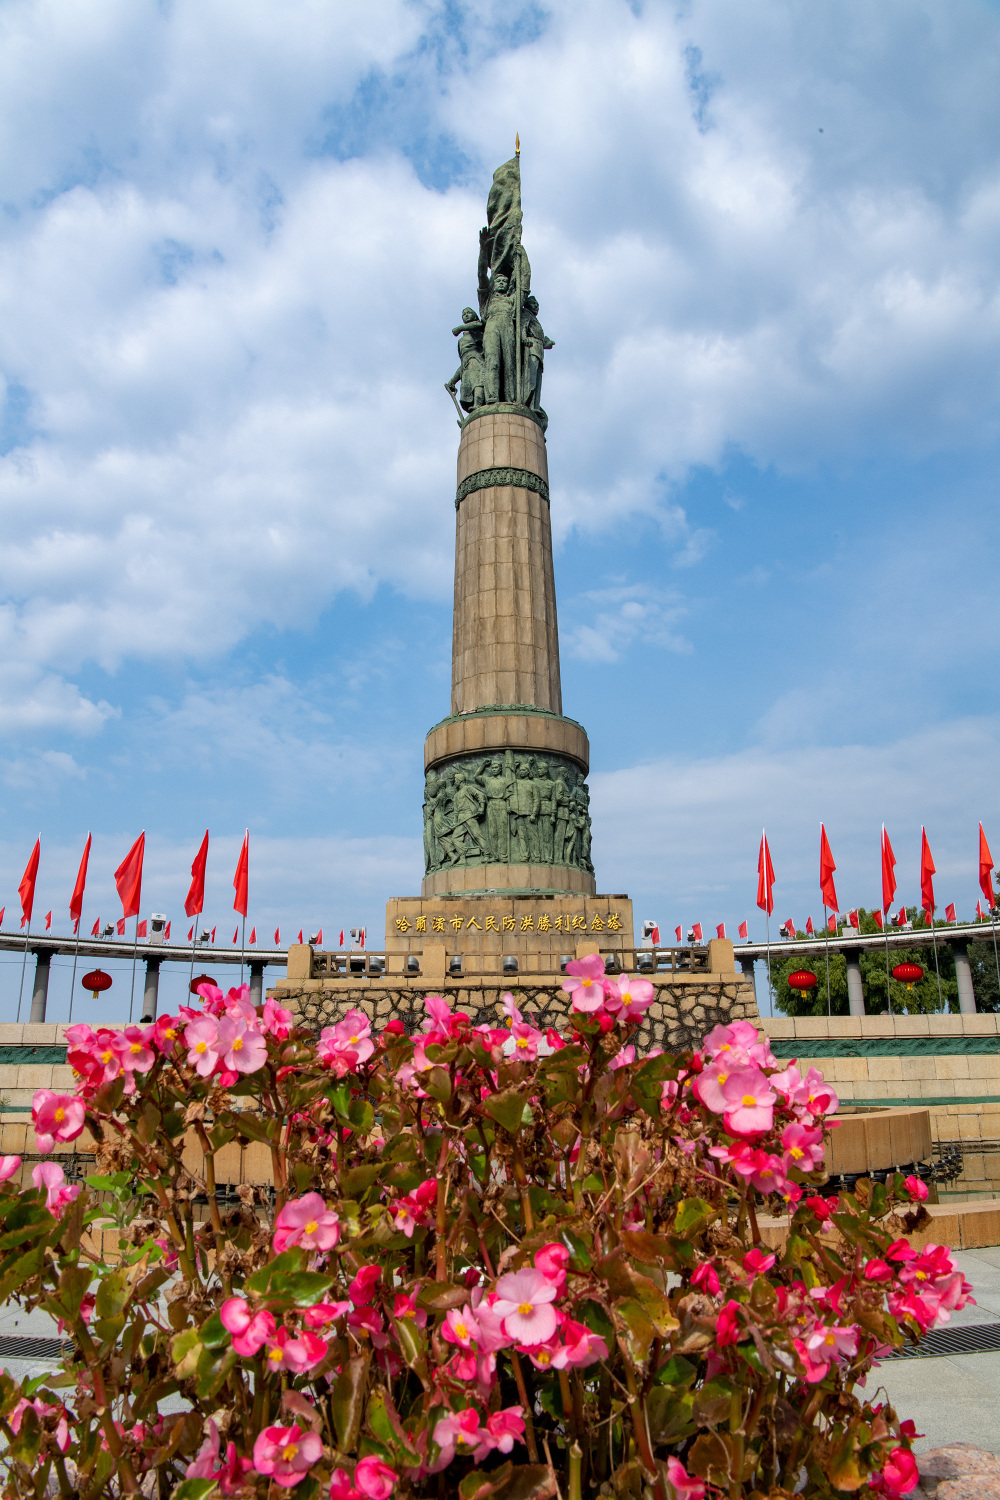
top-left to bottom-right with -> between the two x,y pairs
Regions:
29,950 -> 50,1023
140,959 -> 161,1024
249,962 -> 264,1007
738,955 -> 756,987
952,940 -> 977,1014
452,412 -> 559,713
845,948 -> 866,1017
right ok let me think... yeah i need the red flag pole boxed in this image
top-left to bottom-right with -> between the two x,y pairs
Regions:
15,836 -> 41,1023
16,917 -> 30,1024
823,903 -> 831,1017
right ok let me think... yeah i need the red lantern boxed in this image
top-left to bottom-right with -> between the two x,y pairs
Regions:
892,962 -> 923,992
189,973 -> 217,996
81,968 -> 112,1000
788,969 -> 818,996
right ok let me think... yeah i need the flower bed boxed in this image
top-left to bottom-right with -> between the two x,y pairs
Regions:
0,953 -> 971,1500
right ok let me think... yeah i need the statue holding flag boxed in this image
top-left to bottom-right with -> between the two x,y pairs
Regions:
447,143 -> 553,422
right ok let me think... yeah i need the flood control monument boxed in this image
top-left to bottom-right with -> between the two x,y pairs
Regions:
274,149 -> 759,1045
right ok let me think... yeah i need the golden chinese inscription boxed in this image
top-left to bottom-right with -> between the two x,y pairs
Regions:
394,912 -> 623,936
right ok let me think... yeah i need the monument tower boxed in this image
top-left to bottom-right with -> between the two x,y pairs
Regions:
386,145 -> 636,970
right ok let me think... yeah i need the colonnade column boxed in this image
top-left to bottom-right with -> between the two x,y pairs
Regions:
952,940 -> 977,1014
249,962 -> 264,1008
140,959 -> 161,1024
844,947 -> 865,1017
29,950 -> 51,1023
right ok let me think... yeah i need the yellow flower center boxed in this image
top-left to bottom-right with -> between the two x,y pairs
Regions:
350,1035 -> 359,1044
130,1043 -> 142,1055
305,1220 -> 318,1235
516,1038 -> 528,1049
621,991 -> 632,1005
790,1146 -> 804,1160
269,1347 -> 283,1364
742,1094 -> 757,1108
717,1071 -> 728,1085
195,1042 -> 207,1054
518,1302 -> 533,1316
824,1333 -> 836,1346
101,1050 -> 113,1064
537,1350 -> 550,1364
232,1037 -> 243,1051
580,977 -> 593,988
454,1321 -> 467,1340
281,1444 -> 298,1461
54,1107 -> 65,1123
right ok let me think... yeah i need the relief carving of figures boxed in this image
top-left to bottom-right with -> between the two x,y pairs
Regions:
422,750 -> 592,876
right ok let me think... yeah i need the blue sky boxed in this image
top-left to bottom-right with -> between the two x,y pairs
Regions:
1,0 -> 1000,1020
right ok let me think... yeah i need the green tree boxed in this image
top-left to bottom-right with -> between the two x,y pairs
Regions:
772,907 -> 959,1016
969,934 -> 1000,1011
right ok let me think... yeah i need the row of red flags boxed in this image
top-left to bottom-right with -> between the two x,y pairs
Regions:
754,822 -> 997,926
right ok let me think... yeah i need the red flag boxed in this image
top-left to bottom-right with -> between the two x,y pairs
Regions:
339,929 -> 344,948
91,919 -> 100,937
848,909 -> 859,929
360,928 -> 366,948
894,904 -> 907,926
691,922 -> 703,942
977,899 -> 987,921
274,927 -> 280,945
650,925 -> 660,945
716,923 -> 725,939
233,928 -> 239,944
784,918 -> 796,937
116,917 -> 126,936
872,908 -> 883,930
674,925 -> 682,942
827,913 -> 836,933
819,824 -> 839,912
980,824 -> 994,906
185,830 -> 209,918
115,832 -> 145,919
210,926 -> 216,944
297,929 -> 303,944
738,920 -> 748,939
316,928 -> 323,946
945,902 -> 956,922
756,831 -> 775,915
0,907 -> 4,928
233,831 -> 249,917
137,920 -> 147,938
187,925 -> 194,941
881,826 -> 897,912
44,910 -> 52,931
165,921 -> 171,940
18,839 -> 40,926
69,833 -> 91,926
920,827 -> 936,917
805,916 -> 814,935
249,927 -> 256,945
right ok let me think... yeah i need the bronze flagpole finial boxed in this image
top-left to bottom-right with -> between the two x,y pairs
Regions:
515,131 -> 520,155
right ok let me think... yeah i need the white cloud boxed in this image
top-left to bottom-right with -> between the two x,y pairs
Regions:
563,581 -> 691,663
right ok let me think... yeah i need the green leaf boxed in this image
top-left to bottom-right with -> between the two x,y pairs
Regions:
96,1268 -> 129,1321
577,1298 -> 615,1354
171,1329 -> 203,1379
340,1165 -> 383,1197
83,1172 -> 133,1194
424,1067 -> 452,1103
199,1311 -> 229,1348
347,1099 -> 374,1131
654,1354 -> 697,1388
395,1317 -> 426,1367
0,1245 -> 46,1303
270,1271 -> 335,1307
195,1344 -> 237,1401
209,1123 -> 236,1151
171,1480 -> 219,1500
616,1296 -> 656,1364
673,1197 -> 715,1235
692,1376 -> 734,1427
483,1087 -> 525,1135
136,1102 -> 162,1145
244,1248 -> 302,1294
415,1282 -> 467,1312
332,1352 -> 369,1451
232,1112 -> 273,1144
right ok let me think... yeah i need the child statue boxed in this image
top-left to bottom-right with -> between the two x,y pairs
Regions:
445,307 -> 486,414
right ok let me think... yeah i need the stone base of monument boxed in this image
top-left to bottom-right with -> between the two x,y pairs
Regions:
271,927 -> 760,1052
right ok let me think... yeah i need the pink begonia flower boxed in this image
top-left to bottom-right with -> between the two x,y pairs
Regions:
304,1301 -> 350,1329
719,1067 -> 777,1135
702,1021 -> 758,1060
890,1243 -> 974,1329
330,1472 -> 362,1500
792,1335 -> 831,1384
535,1242 -> 569,1291
609,1044 -> 636,1071
880,1449 -> 920,1496
215,1016 -> 267,1074
666,1457 -> 706,1500
0,1156 -> 21,1182
743,1248 -> 776,1275
692,1059 -> 739,1114
904,1174 -> 929,1202
32,1161 -> 81,1215
252,1424 -> 322,1488
864,1258 -> 893,1282
9,1397 -> 70,1454
184,1016 -> 221,1077
729,1148 -> 785,1194
493,1268 -> 559,1344
432,1408 -> 492,1467
560,952 -> 606,1012
220,1298 -> 277,1357
186,1419 -> 255,1495
560,1318 -> 609,1367
152,1015 -> 183,1054
31,1090 -> 85,1152
393,1292 -> 428,1328
348,1265 -> 381,1304
273,1193 -> 340,1253
118,1025 -> 156,1073
486,1407 -> 525,1454
354,1456 -> 398,1499
805,1323 -> 858,1362
263,997 -> 294,1039
264,1327 -> 329,1375
443,1304 -> 481,1349
318,1010 -> 375,1074
691,1262 -> 720,1296
715,1300 -> 741,1346
603,972 -> 655,1020
389,1178 -> 437,1238
782,1121 -> 826,1174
